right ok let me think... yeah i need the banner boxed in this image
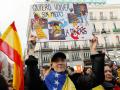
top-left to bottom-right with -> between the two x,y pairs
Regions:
29,2 -> 93,41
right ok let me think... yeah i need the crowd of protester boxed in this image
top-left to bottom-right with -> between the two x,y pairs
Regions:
0,37 -> 120,90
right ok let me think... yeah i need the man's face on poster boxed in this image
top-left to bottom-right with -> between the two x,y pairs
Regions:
80,4 -> 87,15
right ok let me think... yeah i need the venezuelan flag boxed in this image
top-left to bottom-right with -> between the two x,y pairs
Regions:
0,22 -> 24,90
45,70 -> 76,90
62,75 -> 76,90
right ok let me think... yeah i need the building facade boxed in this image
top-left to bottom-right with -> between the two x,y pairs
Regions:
88,4 -> 120,62
26,1 -> 120,68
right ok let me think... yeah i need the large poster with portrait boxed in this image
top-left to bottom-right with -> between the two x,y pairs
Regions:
29,2 -> 92,41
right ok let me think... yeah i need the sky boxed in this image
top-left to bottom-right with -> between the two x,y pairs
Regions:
0,0 -> 120,53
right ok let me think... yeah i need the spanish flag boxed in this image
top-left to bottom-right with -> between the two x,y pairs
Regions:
0,22 -> 24,90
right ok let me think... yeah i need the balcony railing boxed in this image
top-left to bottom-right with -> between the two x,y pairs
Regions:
110,17 -> 118,20
106,44 -> 114,48
99,17 -> 108,20
105,30 -> 111,34
89,18 -> 97,20
116,44 -> 120,48
92,30 -> 100,34
84,59 -> 92,66
113,28 -> 120,33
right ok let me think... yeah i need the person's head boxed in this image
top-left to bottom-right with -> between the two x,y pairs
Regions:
51,52 -> 67,73
86,67 -> 92,75
110,61 -> 118,70
8,79 -> 13,90
104,65 -> 113,82
67,67 -> 74,75
42,65 -> 50,76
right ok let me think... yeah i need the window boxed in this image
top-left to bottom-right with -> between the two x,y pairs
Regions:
116,36 -> 120,44
84,40 -> 88,47
44,42 -> 49,48
102,23 -> 105,29
100,12 -> 103,19
84,53 -> 86,58
93,23 -> 96,32
89,12 -> 93,20
106,37 -> 110,46
110,12 -> 113,19
84,52 -> 90,59
113,23 -> 117,29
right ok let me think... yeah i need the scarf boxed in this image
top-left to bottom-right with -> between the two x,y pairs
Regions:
45,70 -> 76,90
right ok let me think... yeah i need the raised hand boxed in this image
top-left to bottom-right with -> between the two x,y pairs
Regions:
90,35 -> 98,54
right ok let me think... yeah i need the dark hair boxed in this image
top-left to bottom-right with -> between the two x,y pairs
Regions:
51,52 -> 66,62
105,63 -> 112,68
42,65 -> 50,70
0,75 -> 8,90
68,67 -> 74,72
104,64 -> 111,69
25,55 -> 38,66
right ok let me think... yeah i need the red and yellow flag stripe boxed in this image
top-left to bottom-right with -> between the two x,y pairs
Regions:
0,22 -> 24,90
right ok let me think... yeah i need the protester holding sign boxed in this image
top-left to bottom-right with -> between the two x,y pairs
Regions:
25,36 -> 117,90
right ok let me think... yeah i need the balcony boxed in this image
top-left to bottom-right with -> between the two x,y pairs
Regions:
92,30 -> 100,34
106,44 -> 114,48
42,57 -> 50,63
105,30 -> 111,34
116,44 -> 120,50
59,47 -> 69,51
89,17 -> 97,21
71,53 -> 81,61
116,44 -> 120,47
113,28 -> 120,33
97,45 -> 104,49
35,48 -> 53,52
84,59 -> 92,66
83,46 -> 90,50
101,29 -> 111,34
110,17 -> 118,20
96,44 -> 114,51
99,17 -> 108,20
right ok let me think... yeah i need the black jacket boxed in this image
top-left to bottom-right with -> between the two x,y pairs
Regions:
69,53 -> 105,90
25,55 -> 47,90
0,75 -> 8,90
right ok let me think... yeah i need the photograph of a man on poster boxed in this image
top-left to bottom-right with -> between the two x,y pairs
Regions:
49,21 -> 65,40
73,4 -> 88,23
